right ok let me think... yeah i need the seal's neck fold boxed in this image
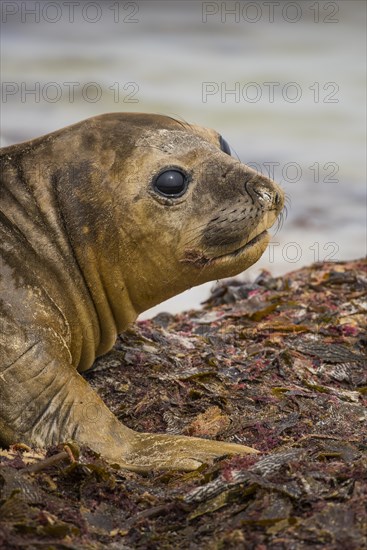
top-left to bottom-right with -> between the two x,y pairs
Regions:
79,247 -> 138,358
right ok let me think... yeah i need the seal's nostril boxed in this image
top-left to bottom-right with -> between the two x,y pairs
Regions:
245,177 -> 281,206
260,190 -> 272,202
246,180 -> 272,203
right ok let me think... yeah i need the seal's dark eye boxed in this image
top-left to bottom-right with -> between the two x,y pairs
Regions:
153,169 -> 188,197
219,136 -> 231,156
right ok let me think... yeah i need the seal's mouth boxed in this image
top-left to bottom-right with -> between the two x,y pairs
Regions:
182,211 -> 278,268
211,230 -> 268,262
183,230 -> 270,268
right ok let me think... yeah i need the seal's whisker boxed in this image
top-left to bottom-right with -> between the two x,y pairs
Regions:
279,205 -> 288,228
169,113 -> 194,131
182,218 -> 235,247
183,233 -> 206,247
230,145 -> 241,163
183,236 -> 200,247
273,203 -> 288,235
273,214 -> 283,236
184,220 -> 213,237
157,113 -> 192,131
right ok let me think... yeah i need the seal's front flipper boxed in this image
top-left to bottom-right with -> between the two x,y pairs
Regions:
0,340 -> 256,472
0,338 -> 134,454
113,432 -> 259,473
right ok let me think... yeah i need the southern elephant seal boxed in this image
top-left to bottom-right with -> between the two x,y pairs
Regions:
0,113 -> 284,471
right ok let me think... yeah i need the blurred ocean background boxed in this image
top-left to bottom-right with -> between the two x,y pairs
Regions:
1,0 -> 366,318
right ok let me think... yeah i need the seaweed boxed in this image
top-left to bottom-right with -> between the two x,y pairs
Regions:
1,259 -> 366,549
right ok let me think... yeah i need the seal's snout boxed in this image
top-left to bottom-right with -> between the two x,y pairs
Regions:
245,176 -> 283,211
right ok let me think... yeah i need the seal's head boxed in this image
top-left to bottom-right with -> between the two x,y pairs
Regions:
50,113 -> 284,327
